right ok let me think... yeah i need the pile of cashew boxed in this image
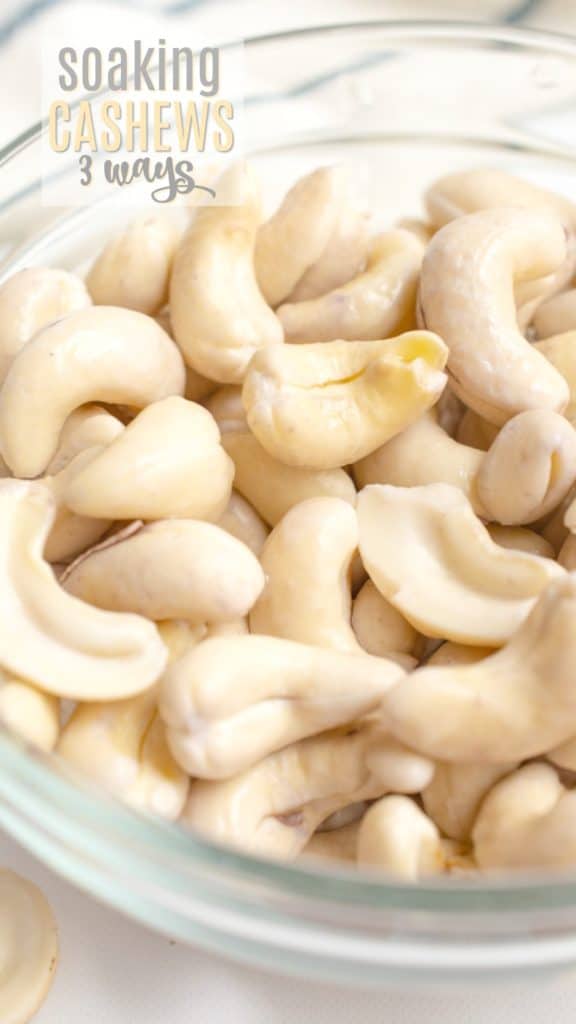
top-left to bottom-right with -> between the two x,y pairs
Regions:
5,161 -> 576,881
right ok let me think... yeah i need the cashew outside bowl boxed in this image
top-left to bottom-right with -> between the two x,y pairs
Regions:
0,869 -> 58,1024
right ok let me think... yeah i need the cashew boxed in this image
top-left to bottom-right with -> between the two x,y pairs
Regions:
44,404 -> 124,475
204,385 -> 246,434
357,797 -> 447,880
159,634 -> 404,778
352,579 -> 418,658
58,688 -> 189,820
180,725 -> 428,858
255,166 -> 348,307
426,642 -> 496,668
0,480 -> 166,699
455,408 -> 498,450
0,869 -> 58,1024
472,763 -> 576,870
222,431 -> 356,525
62,397 -> 233,522
288,199 -> 371,302
277,230 -> 423,343
487,525 -> 554,560
0,267 -> 91,383
250,497 -> 359,651
559,533 -> 576,570
170,162 -> 283,383
382,574 -> 576,762
422,762 -> 517,841
0,306 -> 186,478
62,519 -> 264,623
534,289 -> 576,339
534,331 -> 576,428
358,483 -> 562,645
302,821 -> 360,863
87,214 -> 184,315
418,208 -> 569,424
243,332 -> 448,470
217,491 -> 269,555
0,671 -> 60,751
43,446 -> 112,563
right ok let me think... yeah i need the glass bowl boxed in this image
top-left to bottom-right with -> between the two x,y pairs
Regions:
2,20 -> 576,987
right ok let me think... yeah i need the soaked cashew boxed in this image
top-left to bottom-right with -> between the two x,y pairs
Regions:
382,574 -> 576,762
472,763 -> 576,870
534,331 -> 576,429
0,267 -> 91,383
357,796 -> 446,880
58,688 -> 189,819
62,397 -> 233,521
0,480 -> 166,699
418,208 -> 569,424
422,762 -> 517,841
358,483 -> 562,645
277,229 -> 423,343
352,580 -> 418,658
159,634 -> 404,778
62,519 -> 264,623
217,491 -> 269,555
243,332 -> 448,470
87,214 -> 184,314
170,163 -> 283,383
289,199 -> 371,302
222,431 -> 356,525
0,306 -> 186,477
250,497 -> 359,651
0,671 -> 60,752
0,869 -> 58,1024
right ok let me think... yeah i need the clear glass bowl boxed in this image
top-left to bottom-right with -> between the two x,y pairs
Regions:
2,20 -> 576,986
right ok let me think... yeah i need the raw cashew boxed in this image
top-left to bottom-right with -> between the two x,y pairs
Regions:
422,762 -> 517,841
217,491 -> 269,555
418,208 -> 569,424
303,822 -> 360,863
487,525 -> 554,560
0,671 -> 60,751
44,404 -> 124,475
243,331 -> 448,469
0,306 -> 186,477
0,869 -> 58,1024
0,480 -> 166,699
277,230 -> 423,342
222,431 -> 356,525
382,574 -> 576,762
357,483 -> 562,645
534,331 -> 576,428
357,796 -> 447,880
205,385 -> 246,433
170,162 -> 283,383
159,634 -> 405,778
255,166 -> 348,307
180,725 -> 428,858
0,267 -> 91,382
62,397 -> 233,521
534,289 -> 576,339
289,199 -> 371,302
472,763 -> 576,870
62,519 -> 264,623
456,408 -> 498,450
87,214 -> 184,314
352,579 -> 418,658
58,688 -> 189,819
249,497 -> 359,650
426,168 -> 576,232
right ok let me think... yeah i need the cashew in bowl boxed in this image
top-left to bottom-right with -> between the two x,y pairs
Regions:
0,671 -> 60,752
159,634 -> 405,778
357,483 -> 562,645
249,497 -> 359,650
356,796 -> 447,880
277,229 -> 423,342
418,207 -> 569,424
62,519 -> 264,623
0,869 -> 58,1024
62,397 -> 234,521
351,580 -> 418,659
242,331 -> 448,469
0,306 -> 186,477
170,162 -> 283,383
422,762 -> 518,841
288,197 -> 371,302
0,267 -> 91,382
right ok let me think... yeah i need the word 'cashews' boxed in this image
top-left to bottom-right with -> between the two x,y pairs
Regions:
534,289 -> 576,339
87,214 -> 185,315
357,484 -> 562,645
58,688 -> 189,820
242,332 -> 448,470
472,763 -> 576,870
0,267 -> 91,384
382,573 -> 576,762
170,163 -> 283,383
62,397 -> 234,521
418,208 -> 569,425
277,230 -> 423,343
422,762 -> 518,842
217,491 -> 269,556
255,166 -> 348,307
0,306 -> 186,478
62,519 -> 264,623
180,726 -> 427,859
249,497 -> 359,651
159,634 -> 405,778
222,430 -> 356,525
534,331 -> 576,429
288,197 -> 371,302
357,796 -> 447,880
0,869 -> 58,1024
351,579 -> 418,659
0,670 -> 60,752
0,480 -> 167,699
